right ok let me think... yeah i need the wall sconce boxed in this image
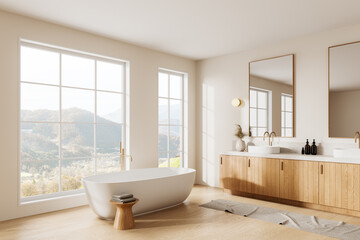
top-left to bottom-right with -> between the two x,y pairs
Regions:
232,98 -> 243,107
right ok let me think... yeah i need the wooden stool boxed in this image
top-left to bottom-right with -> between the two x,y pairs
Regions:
110,199 -> 139,230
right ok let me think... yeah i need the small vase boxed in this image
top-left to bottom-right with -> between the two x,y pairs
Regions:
235,139 -> 245,152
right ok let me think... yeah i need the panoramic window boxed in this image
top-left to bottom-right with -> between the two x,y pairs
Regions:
250,88 -> 269,137
158,69 -> 186,168
20,41 -> 127,201
281,94 -> 293,137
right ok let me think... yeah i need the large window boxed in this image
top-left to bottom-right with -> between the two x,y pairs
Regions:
158,69 -> 186,168
281,94 -> 293,137
250,88 -> 270,137
20,40 -> 127,201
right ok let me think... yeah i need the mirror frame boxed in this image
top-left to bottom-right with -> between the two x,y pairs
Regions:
248,54 -> 295,138
328,41 -> 360,139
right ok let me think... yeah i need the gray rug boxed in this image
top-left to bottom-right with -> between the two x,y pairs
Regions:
200,199 -> 360,240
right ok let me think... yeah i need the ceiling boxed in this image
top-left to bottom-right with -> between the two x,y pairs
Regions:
1,0 -> 360,60
250,55 -> 293,85
330,42 -> 360,92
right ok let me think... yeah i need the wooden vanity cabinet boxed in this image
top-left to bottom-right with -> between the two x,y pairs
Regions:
247,157 -> 279,197
220,155 -> 247,192
220,154 -> 360,217
319,162 -> 360,211
279,159 -> 319,204
220,156 -> 279,197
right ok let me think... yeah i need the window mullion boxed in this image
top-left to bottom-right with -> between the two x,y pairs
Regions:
122,61 -> 127,170
284,96 -> 286,129
167,74 -> 170,167
94,60 -> 97,175
59,53 -> 62,193
256,91 -> 259,136
181,76 -> 184,168
266,92 -> 268,132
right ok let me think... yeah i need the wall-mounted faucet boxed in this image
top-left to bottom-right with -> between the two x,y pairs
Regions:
263,131 -> 270,145
270,131 -> 276,146
355,131 -> 360,149
120,141 -> 133,171
263,131 -> 276,146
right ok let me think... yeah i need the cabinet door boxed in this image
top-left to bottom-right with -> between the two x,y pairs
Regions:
319,162 -> 360,210
279,160 -> 319,203
220,155 -> 247,192
247,157 -> 279,197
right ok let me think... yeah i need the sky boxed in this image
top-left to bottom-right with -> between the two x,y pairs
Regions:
20,46 -> 124,122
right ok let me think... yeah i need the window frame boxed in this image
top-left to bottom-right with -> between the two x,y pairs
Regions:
157,69 -> 186,168
18,39 -> 129,204
281,93 -> 293,137
249,87 -> 270,137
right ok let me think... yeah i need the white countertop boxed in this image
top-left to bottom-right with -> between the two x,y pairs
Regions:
220,151 -> 360,164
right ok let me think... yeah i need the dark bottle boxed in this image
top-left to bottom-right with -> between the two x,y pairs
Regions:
311,139 -> 317,155
301,147 -> 305,154
305,139 -> 311,155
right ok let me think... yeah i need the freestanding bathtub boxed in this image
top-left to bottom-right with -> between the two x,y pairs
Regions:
82,167 -> 196,219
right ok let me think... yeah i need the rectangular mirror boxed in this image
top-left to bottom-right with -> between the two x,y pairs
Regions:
329,41 -> 360,138
249,54 -> 294,137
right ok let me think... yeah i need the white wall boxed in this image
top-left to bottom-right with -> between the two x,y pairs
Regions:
0,10 -> 196,221
196,23 -> 360,186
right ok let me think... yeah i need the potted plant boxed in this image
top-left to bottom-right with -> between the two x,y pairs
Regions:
235,124 -> 246,151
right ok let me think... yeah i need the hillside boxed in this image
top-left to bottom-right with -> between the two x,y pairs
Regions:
21,107 -> 180,162
21,108 -> 122,161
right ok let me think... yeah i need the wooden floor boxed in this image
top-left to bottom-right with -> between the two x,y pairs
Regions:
1,185 -> 360,240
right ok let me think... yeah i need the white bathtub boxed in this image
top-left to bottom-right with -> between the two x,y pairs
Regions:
82,167 -> 196,219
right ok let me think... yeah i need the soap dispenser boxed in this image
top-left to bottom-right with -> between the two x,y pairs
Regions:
311,139 -> 317,155
305,139 -> 311,155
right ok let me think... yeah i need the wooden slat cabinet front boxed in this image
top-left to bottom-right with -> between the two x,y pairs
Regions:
247,157 -> 280,198
279,159 -> 319,204
319,162 -> 360,211
220,154 -> 360,217
220,155 -> 247,192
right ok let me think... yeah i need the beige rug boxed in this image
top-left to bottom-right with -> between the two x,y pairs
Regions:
201,199 -> 360,240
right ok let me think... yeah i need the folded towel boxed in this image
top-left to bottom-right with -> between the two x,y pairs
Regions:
112,193 -> 133,199
112,197 -> 137,203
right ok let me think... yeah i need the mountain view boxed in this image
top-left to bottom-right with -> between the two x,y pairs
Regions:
21,106 -> 181,197
21,108 -> 124,197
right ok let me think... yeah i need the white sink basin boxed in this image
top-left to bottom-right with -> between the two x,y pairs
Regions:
333,148 -> 360,159
248,146 -> 280,154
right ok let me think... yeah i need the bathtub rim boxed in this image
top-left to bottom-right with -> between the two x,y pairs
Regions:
82,167 -> 196,184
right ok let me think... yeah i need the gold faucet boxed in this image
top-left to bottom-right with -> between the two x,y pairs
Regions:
270,131 -> 276,146
355,131 -> 360,149
263,131 -> 270,145
120,141 -> 133,171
